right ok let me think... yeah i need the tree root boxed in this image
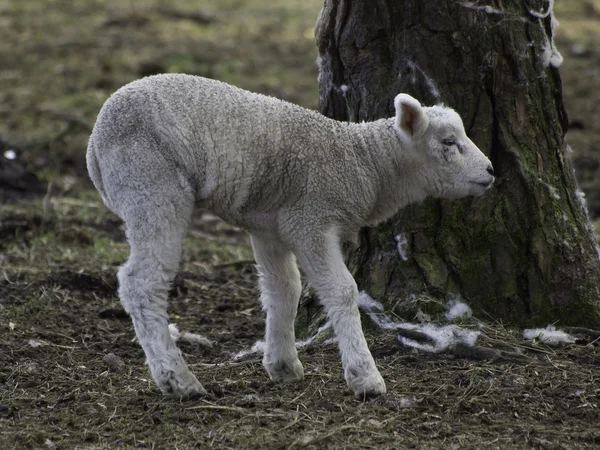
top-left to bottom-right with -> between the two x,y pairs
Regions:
562,327 -> 600,341
395,328 -> 437,346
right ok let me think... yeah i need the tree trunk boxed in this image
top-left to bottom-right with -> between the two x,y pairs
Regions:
315,0 -> 600,327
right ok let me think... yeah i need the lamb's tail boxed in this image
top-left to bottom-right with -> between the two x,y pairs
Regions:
86,136 -> 113,211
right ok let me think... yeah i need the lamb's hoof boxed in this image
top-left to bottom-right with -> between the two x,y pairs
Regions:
346,367 -> 386,399
264,358 -> 304,383
158,367 -> 207,399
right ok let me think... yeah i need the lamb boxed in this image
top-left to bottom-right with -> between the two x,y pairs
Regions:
86,74 -> 494,398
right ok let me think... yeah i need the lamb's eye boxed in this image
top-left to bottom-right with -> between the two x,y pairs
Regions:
442,139 -> 456,147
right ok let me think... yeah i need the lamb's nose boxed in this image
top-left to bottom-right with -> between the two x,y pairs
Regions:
487,165 -> 495,177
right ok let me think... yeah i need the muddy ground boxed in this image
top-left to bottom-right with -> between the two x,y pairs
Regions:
1,0 -> 600,448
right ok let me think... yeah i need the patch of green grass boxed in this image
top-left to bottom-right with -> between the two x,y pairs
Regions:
93,236 -> 129,264
182,228 -> 253,269
0,0 -> 322,165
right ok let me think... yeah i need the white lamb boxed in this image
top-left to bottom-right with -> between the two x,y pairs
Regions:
86,74 -> 494,398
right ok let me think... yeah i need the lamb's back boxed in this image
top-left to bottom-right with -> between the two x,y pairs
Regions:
90,74 -> 370,230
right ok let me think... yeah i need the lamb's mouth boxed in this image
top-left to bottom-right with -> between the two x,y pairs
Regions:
470,179 -> 494,189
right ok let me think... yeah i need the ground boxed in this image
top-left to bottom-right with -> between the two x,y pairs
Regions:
1,0 -> 600,448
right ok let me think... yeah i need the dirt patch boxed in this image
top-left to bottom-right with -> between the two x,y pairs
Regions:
48,270 -> 117,297
1,261 -> 600,448
0,154 -> 46,203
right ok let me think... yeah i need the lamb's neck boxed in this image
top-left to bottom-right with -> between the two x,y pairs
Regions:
351,119 -> 430,225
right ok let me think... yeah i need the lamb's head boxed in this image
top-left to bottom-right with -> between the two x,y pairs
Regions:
393,94 -> 494,199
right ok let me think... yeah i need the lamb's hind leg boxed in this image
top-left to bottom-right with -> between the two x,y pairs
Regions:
116,182 -> 205,398
251,234 -> 304,383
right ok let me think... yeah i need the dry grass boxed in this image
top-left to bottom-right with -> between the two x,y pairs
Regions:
1,239 -> 599,448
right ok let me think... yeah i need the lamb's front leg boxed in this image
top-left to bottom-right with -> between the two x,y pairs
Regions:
251,234 -> 304,383
291,229 -> 386,397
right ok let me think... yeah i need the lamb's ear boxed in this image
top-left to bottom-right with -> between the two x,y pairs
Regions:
394,94 -> 430,142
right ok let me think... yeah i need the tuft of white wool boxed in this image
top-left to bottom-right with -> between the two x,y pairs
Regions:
575,188 -> 588,210
296,321 -> 334,348
397,323 -> 480,353
459,1 -> 528,25
338,85 -> 351,117
529,0 -> 562,69
233,340 -> 266,361
548,49 -> 563,69
395,234 -> 409,261
315,56 -> 323,85
168,323 -> 213,347
541,35 -> 564,69
397,396 -> 417,408
523,325 -> 576,346
357,291 -> 385,312
357,291 -> 400,330
405,61 -> 441,101
538,178 -> 560,200
459,1 -> 503,15
526,0 -> 554,19
232,322 -> 335,361
575,189 -> 600,260
28,339 -> 48,348
357,291 -> 480,352
367,311 -> 402,330
445,298 -> 473,320
168,323 -> 180,340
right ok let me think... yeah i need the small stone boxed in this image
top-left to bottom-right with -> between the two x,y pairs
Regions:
102,353 -> 125,372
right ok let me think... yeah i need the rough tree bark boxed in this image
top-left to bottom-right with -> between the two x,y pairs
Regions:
315,0 -> 600,327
